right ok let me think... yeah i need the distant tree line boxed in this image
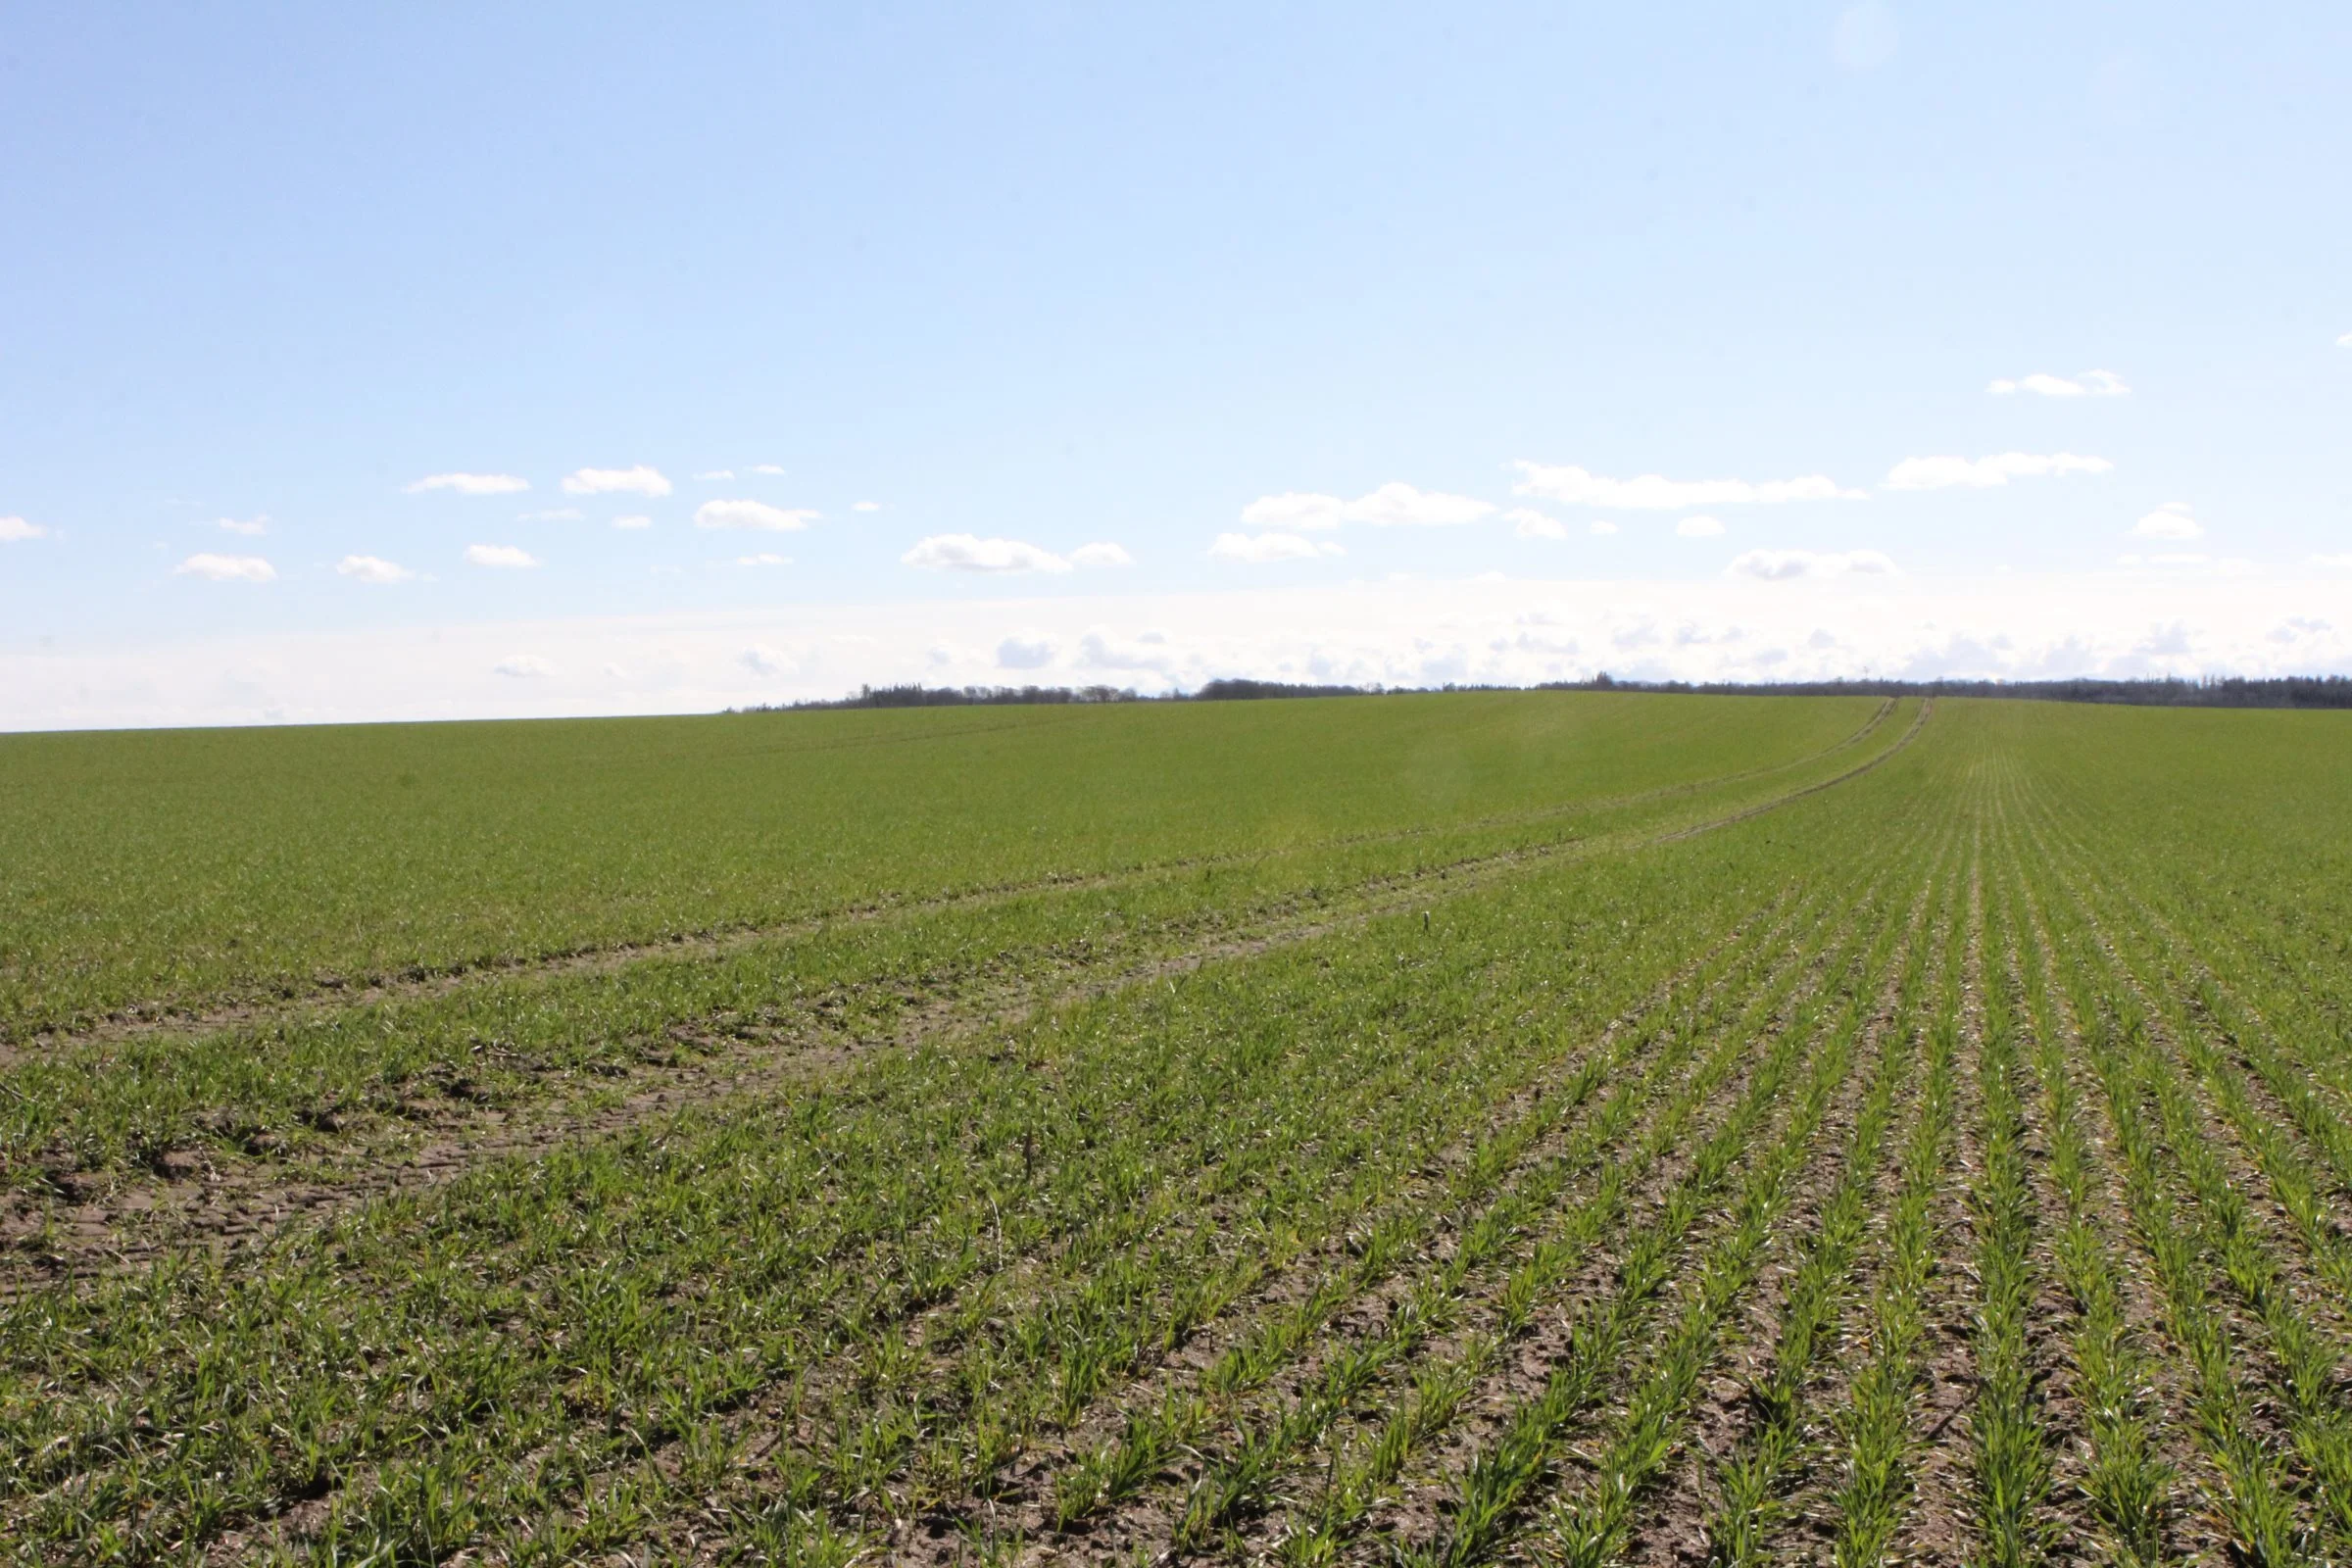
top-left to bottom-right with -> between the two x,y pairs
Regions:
1539,673 -> 2352,710
735,672 -> 2352,713
733,677 -> 1373,712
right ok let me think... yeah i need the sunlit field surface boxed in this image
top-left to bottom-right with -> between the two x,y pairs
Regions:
6,693 -> 2352,1568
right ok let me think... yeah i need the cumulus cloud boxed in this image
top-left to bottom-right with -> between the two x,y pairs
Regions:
1209,531 -> 1344,563
407,472 -> 528,495
852,500 -> 883,513
1513,462 -> 1864,510
173,553 -> 275,582
0,515 -> 47,542
1677,515 -> 1726,537
562,466 -> 671,497
1727,549 -> 1898,581
1987,370 -> 2130,397
519,508 -> 586,522
1883,452 -> 2114,490
1342,482 -> 1494,527
1241,482 -> 1494,531
2338,331 -> 2352,348
216,515 -> 268,536
737,553 -> 790,566
997,633 -> 1058,669
2132,502 -> 2203,540
612,514 -> 653,530
1507,509 -> 1567,540
493,655 -> 553,677
902,534 -> 1071,572
1242,492 -> 1347,531
1077,627 -> 1174,671
738,644 -> 796,675
695,499 -> 818,531
336,555 -> 415,584
1070,541 -> 1134,567
747,464 -> 787,476
466,544 -> 539,568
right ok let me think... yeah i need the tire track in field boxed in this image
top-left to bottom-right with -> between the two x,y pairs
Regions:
5,700 -> 1907,1060
36,808 -> 1900,1568
1,704 -> 1935,1294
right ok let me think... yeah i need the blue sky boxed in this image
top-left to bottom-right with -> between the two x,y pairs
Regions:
3,3 -> 2349,725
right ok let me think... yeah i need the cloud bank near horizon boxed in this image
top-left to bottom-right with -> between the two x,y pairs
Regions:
8,570 -> 2343,732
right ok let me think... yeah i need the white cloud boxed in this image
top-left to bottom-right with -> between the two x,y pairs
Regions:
1507,509 -> 1568,540
1728,549 -> 1898,581
1513,462 -> 1864,510
2337,331 -> 2352,348
737,553 -> 791,566
173,553 -> 275,582
1590,519 -> 1620,536
18,571 -> 2352,730
747,464 -> 787,476
694,469 -> 736,481
562,466 -> 671,497
1987,370 -> 2130,397
901,534 -> 1072,572
0,515 -> 47,542
216,514 -> 268,536
2311,554 -> 2352,569
1677,515 -> 1726,537
407,472 -> 529,496
852,500 -> 883,513
695,499 -> 818,531
336,555 -> 415,584
519,508 -> 586,522
1883,452 -> 2114,490
2132,502 -> 2203,540
1832,2 -> 1897,70
1077,627 -> 1175,672
1070,541 -> 1134,567
997,633 -> 1058,669
738,644 -> 797,675
612,514 -> 653,530
1242,492 -> 1347,531
1209,531 -> 1344,563
1241,483 -> 1494,532
466,544 -> 540,568
493,655 -> 553,678
1340,482 -> 1494,527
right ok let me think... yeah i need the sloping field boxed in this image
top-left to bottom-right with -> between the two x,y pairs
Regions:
5,693 -> 2352,1567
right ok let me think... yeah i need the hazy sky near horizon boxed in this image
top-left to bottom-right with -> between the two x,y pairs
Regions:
4,2 -> 2349,727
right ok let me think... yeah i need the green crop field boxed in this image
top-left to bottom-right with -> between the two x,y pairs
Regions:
6,690 -> 2352,1568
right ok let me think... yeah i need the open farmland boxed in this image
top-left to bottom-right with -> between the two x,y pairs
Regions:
6,693 -> 2352,1567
